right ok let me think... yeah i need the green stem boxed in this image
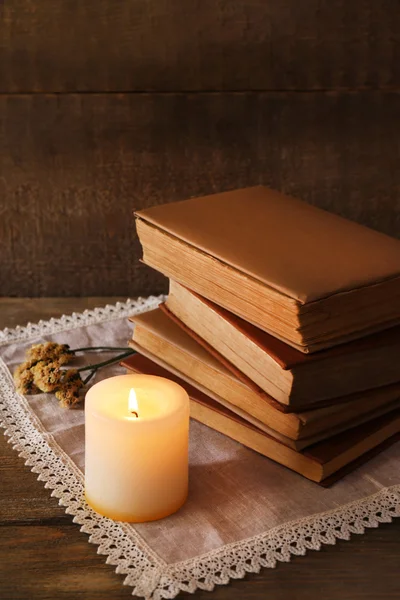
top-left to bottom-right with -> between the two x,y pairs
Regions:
83,370 -> 97,385
77,349 -> 136,373
70,346 -> 129,353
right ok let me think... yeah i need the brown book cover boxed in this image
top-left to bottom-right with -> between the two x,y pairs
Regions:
160,301 -> 284,405
135,186 -> 400,352
164,288 -> 400,371
129,307 -> 400,443
122,353 -> 400,486
161,286 -> 400,407
135,186 -> 400,304
128,337 -> 400,451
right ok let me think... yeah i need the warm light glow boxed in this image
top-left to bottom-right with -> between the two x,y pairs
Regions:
128,388 -> 139,417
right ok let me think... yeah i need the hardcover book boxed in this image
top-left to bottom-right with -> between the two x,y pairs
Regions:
122,353 -> 400,485
163,281 -> 400,407
129,309 -> 400,446
135,186 -> 400,353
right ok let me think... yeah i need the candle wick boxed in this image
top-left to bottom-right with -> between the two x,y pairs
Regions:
131,410 -> 139,418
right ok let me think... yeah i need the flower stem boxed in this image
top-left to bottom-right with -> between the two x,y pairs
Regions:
83,370 -> 97,385
70,346 -> 129,353
77,349 -> 136,373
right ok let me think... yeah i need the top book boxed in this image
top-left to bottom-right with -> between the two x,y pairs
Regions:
135,186 -> 400,352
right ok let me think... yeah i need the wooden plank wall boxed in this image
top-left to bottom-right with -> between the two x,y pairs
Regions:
1,1 -> 399,297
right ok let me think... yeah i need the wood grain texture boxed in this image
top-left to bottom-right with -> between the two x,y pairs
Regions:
0,1 -> 399,92
1,518 -> 400,600
1,296 -> 400,599
0,436 -> 67,524
1,92 -> 399,297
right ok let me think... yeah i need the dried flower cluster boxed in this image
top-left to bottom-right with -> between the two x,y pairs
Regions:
13,342 -> 135,409
14,342 -> 83,408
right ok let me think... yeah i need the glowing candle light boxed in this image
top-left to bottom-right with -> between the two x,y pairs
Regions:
85,374 -> 189,522
128,388 -> 139,418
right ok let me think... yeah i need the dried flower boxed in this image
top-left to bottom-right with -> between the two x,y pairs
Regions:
55,387 -> 82,409
56,352 -> 71,366
13,341 -> 135,408
31,360 -> 64,393
26,342 -> 71,365
55,369 -> 84,408
14,361 -> 40,395
62,369 -> 84,388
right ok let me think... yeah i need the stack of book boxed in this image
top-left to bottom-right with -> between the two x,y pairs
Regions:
124,186 -> 400,485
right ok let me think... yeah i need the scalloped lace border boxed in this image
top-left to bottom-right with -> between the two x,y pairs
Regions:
0,297 -> 399,600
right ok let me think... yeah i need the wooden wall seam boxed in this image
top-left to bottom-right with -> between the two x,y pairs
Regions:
1,1 -> 399,295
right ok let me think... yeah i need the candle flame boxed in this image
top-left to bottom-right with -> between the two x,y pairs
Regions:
128,388 -> 139,418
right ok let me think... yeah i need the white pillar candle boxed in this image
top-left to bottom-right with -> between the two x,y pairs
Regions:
85,374 -> 189,522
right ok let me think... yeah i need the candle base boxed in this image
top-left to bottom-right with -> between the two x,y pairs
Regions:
85,491 -> 188,523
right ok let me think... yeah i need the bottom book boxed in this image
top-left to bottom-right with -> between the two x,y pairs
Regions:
121,353 -> 400,486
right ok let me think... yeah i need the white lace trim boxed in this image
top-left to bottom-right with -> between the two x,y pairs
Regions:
0,296 -> 165,346
0,298 -> 399,600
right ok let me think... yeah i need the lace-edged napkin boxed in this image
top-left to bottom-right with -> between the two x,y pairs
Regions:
1,297 -> 400,600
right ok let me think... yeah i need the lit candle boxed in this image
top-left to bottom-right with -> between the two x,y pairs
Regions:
85,374 -> 189,522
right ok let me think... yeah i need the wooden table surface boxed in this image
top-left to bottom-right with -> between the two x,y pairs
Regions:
1,298 -> 399,600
